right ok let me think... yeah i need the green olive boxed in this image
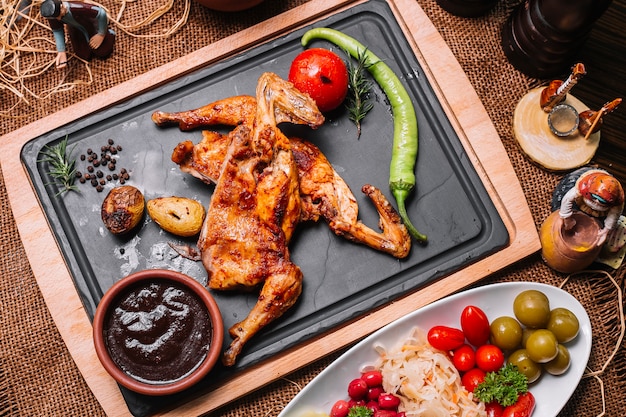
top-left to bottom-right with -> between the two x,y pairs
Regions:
513,290 -> 551,328
525,329 -> 558,363
543,344 -> 571,375
521,328 -> 537,348
490,316 -> 523,351
546,307 -> 580,343
507,349 -> 542,383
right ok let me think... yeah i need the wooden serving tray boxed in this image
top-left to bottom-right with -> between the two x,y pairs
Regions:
0,0 -> 540,415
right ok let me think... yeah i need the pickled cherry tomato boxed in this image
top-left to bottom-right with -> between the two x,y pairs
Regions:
330,399 -> 350,417
368,386 -> 384,401
377,393 -> 401,410
460,305 -> 491,347
348,399 -> 365,408
332,370 -> 402,417
427,325 -> 465,351
374,411 -> 399,417
475,344 -> 505,373
452,344 -> 476,372
361,370 -> 384,387
347,378 -> 368,400
461,368 -> 485,393
366,400 -> 380,412
485,401 -> 504,417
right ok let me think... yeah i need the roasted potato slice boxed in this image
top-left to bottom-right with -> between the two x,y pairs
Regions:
101,185 -> 145,235
147,197 -> 205,237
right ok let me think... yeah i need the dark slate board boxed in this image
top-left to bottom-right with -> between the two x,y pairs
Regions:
20,1 -> 509,415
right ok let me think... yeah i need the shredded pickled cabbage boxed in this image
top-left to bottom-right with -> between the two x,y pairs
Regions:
373,327 -> 486,417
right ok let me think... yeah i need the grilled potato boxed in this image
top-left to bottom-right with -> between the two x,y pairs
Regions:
101,185 -> 145,234
147,197 -> 205,237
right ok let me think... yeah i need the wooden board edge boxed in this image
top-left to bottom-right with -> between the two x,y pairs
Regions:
0,0 -> 540,416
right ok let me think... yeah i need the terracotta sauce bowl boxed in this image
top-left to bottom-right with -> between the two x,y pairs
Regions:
93,269 -> 223,396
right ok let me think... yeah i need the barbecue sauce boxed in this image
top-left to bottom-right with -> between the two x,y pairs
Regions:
104,280 -> 212,384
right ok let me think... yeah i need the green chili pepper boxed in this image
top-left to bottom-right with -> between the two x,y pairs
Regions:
301,27 -> 427,242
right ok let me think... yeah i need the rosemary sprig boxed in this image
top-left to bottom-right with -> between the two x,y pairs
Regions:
346,48 -> 374,139
39,136 -> 78,195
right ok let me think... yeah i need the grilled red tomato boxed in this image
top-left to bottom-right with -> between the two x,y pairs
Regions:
288,48 -> 349,112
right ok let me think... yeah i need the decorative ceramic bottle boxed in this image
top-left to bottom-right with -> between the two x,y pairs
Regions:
501,0 -> 613,78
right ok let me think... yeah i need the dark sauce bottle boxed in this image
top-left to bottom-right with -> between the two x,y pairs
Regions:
501,0 -> 613,78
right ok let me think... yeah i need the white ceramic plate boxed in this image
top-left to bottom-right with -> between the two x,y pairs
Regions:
279,282 -> 592,417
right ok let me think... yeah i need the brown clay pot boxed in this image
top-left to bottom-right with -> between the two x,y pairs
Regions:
93,269 -> 224,396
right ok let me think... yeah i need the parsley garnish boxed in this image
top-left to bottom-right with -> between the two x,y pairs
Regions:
347,405 -> 373,417
473,363 -> 529,407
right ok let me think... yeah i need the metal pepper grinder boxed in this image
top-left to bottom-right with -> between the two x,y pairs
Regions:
501,0 -> 613,78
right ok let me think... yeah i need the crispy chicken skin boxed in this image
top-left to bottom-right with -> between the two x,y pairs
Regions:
152,73 -> 410,365
291,138 -> 410,257
198,73 -> 323,366
152,95 -> 256,130
163,98 -> 411,258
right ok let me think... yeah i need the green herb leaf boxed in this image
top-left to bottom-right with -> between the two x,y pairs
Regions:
347,405 -> 373,417
346,48 -> 374,139
473,363 -> 529,407
38,135 -> 78,195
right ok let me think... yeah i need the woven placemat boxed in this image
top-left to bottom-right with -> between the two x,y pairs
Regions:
1,0 -> 624,416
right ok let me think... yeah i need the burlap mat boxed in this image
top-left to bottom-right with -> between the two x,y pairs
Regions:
1,0 -> 624,416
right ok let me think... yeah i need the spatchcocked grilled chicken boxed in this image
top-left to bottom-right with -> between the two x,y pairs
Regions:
152,73 -> 410,366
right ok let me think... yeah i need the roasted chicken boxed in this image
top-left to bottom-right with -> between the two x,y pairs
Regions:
152,73 -> 410,365
158,97 -> 411,258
